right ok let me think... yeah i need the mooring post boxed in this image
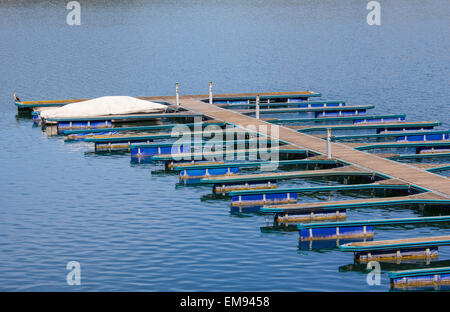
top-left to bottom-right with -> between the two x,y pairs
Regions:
327,128 -> 332,159
209,81 -> 213,105
255,95 -> 260,120
175,82 -> 180,108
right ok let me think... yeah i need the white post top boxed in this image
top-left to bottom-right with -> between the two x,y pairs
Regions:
209,82 -> 213,105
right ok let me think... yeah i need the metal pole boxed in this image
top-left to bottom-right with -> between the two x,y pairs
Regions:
209,81 -> 213,105
327,128 -> 332,159
175,82 -> 179,108
255,95 -> 260,120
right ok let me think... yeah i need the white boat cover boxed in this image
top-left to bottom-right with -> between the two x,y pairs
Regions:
40,96 -> 168,119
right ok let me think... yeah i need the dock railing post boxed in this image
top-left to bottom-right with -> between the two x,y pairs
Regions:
175,82 -> 180,108
209,81 -> 213,105
255,95 -> 260,120
327,128 -> 332,159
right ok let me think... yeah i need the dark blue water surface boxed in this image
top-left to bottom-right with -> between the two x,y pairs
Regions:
0,1 -> 449,291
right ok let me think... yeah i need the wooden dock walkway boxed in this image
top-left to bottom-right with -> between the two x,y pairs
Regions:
167,96 -> 450,199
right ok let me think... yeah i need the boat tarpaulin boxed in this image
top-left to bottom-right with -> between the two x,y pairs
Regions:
40,96 -> 168,119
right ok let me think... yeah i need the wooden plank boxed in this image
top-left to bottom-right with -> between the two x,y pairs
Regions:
339,235 -> 450,251
298,216 -> 450,230
168,161 -> 224,169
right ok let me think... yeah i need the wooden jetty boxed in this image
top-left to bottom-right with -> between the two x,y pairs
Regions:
292,121 -> 442,133
131,138 -> 273,149
261,193 -> 450,222
16,98 -> 90,110
347,140 -> 450,151
386,152 -> 450,160
199,166 -> 378,186
205,91 -> 321,103
17,88 -> 450,287
234,105 -> 374,115
130,138 -> 274,158
339,235 -> 450,263
148,147 -> 308,163
172,158 -> 340,171
229,182 -> 415,210
215,100 -> 346,109
84,127 -> 254,142
331,130 -> 450,142
298,216 -> 450,242
167,160 -> 225,170
389,266 -> 450,290
411,163 -> 450,173
177,158 -> 340,181
21,90 -> 450,197
43,111 -> 204,125
84,128 -> 256,151
63,121 -> 226,136
268,114 -> 406,124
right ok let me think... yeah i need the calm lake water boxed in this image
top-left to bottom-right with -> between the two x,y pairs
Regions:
0,0 -> 449,291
